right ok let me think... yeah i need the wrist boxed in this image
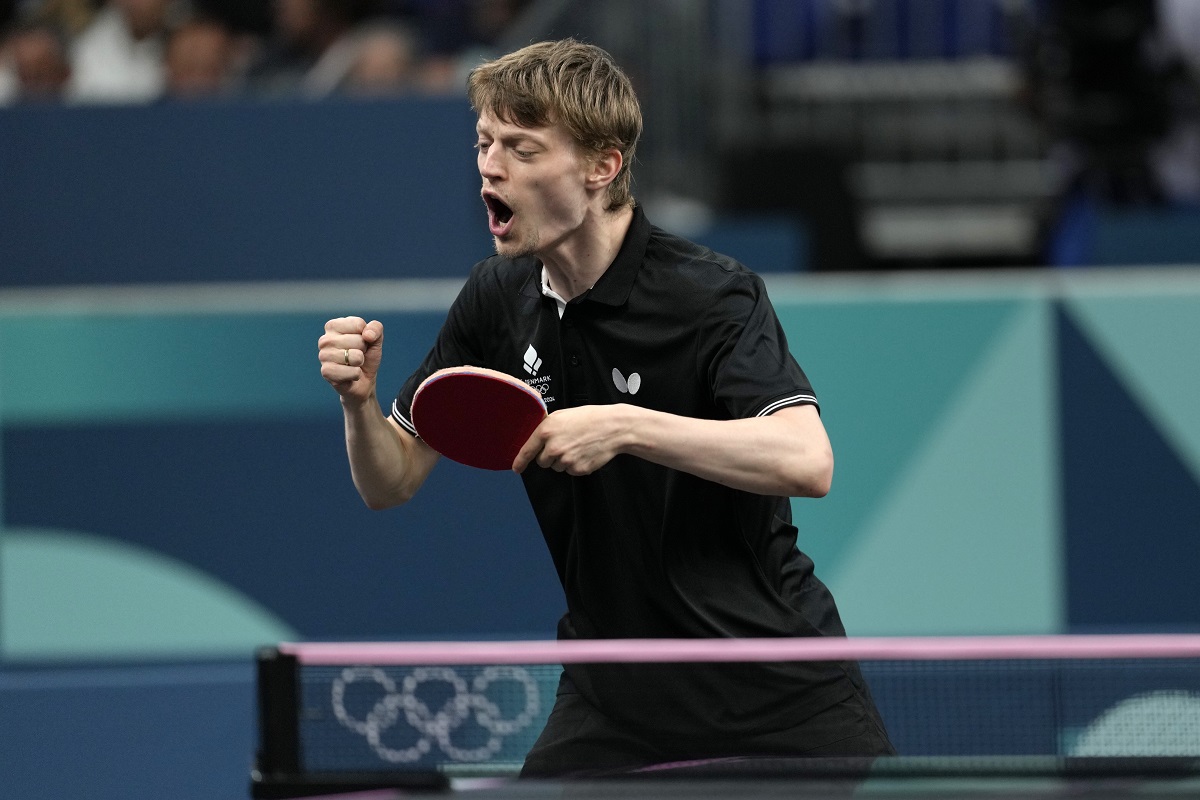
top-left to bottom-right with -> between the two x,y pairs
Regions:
617,402 -> 648,457
340,390 -> 378,413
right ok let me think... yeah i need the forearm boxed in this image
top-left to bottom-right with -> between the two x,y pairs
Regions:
342,393 -> 435,509
620,404 -> 833,497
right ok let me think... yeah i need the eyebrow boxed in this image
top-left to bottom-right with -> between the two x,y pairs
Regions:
476,122 -> 548,145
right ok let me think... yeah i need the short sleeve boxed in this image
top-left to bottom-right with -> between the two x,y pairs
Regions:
703,274 -> 818,420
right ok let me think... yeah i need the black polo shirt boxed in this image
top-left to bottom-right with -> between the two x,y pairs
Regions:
392,206 -> 862,742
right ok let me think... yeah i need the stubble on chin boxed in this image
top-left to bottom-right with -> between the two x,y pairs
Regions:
493,229 -> 538,259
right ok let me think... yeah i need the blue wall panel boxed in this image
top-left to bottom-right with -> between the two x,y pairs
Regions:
0,663 -> 254,800
2,418 -> 559,642
0,99 -> 490,285
1057,307 -> 1200,631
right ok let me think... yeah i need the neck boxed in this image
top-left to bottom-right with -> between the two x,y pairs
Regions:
541,204 -> 634,301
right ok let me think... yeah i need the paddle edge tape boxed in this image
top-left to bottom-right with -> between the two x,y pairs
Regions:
413,365 -> 547,414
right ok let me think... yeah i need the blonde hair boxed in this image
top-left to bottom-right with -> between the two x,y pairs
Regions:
467,39 -> 642,211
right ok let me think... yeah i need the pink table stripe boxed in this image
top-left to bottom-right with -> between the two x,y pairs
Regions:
277,635 -> 1200,666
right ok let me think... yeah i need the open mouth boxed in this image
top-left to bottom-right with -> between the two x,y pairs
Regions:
483,192 -> 514,237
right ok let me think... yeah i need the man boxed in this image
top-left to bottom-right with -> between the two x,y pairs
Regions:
319,38 -> 893,776
68,0 -> 172,103
164,16 -> 237,98
0,21 -> 72,103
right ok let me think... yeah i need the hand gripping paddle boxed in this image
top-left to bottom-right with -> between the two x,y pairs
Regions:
411,366 -> 547,470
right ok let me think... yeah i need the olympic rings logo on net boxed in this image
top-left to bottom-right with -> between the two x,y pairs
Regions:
331,665 -> 542,763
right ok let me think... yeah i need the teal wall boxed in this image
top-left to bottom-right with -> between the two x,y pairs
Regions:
776,290 -> 1062,636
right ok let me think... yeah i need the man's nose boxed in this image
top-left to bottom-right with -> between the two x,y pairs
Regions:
479,146 -> 504,179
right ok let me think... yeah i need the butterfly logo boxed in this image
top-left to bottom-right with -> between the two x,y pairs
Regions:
612,368 -> 641,395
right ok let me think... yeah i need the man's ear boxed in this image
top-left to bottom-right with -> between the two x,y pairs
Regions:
586,148 -> 623,190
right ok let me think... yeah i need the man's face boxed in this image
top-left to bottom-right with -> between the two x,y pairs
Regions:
166,24 -> 232,96
475,110 -> 592,260
13,30 -> 70,96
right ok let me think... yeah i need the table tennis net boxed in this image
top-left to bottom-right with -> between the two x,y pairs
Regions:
253,635 -> 1200,794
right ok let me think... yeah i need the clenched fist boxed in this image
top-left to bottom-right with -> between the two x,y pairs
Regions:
318,316 -> 385,405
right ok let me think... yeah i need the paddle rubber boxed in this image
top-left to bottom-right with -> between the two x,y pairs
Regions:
411,366 -> 547,470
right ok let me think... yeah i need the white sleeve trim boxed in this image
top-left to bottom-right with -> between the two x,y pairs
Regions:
390,398 -> 419,436
756,393 -> 819,417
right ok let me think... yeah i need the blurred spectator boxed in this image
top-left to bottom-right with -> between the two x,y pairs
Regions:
31,0 -> 97,37
1022,0 -> 1200,265
68,0 -> 178,103
191,0 -> 272,39
412,0 -> 528,55
408,0 -> 531,93
164,15 -> 239,98
245,0 -> 378,96
1160,0 -> 1200,69
0,20 -> 72,104
1151,0 -> 1200,201
343,19 -> 420,95
1023,0 -> 1200,205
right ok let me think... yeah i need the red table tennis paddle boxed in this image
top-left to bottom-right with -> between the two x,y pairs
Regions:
411,366 -> 547,470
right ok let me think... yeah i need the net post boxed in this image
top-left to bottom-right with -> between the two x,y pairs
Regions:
251,646 -> 301,798
249,644 -> 452,798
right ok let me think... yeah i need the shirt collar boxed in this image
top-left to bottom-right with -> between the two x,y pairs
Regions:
586,204 -> 650,307
539,266 -> 568,318
517,204 -> 650,308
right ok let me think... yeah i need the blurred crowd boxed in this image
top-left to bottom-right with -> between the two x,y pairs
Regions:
1023,0 -> 1200,206
0,0 -> 532,104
